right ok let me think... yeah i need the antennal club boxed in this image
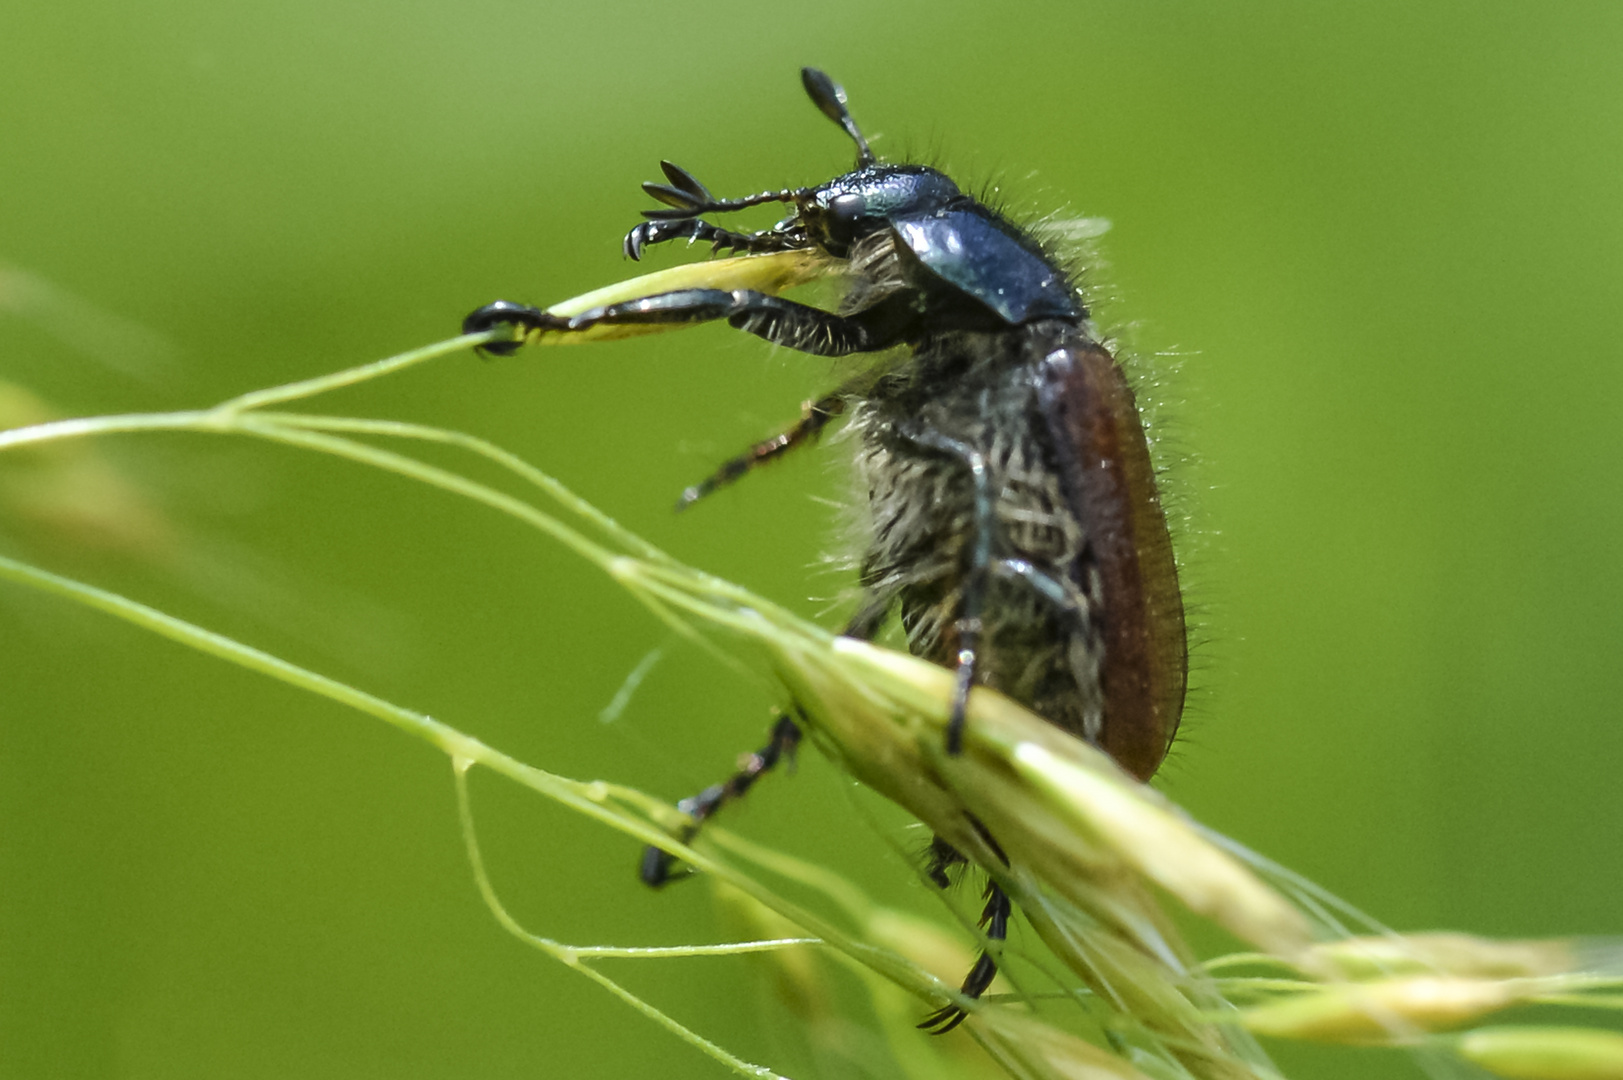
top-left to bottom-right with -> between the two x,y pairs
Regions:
801,67 -> 875,167
639,159 -> 803,220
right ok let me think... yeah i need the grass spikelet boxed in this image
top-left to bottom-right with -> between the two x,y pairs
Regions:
1308,934 -> 1581,981
1456,1026 -> 1623,1080
1237,975 -> 1539,1043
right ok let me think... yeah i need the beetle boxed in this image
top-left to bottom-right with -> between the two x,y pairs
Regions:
463,68 -> 1187,1033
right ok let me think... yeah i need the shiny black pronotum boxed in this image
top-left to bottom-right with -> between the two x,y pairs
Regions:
463,68 -> 1187,1033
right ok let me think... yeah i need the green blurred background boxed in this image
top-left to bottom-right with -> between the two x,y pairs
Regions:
3,2 -> 1620,1077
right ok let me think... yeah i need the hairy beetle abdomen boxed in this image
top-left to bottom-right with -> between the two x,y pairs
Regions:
851,321 -> 1186,781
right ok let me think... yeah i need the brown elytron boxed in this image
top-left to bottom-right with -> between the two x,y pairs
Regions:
463,68 -> 1187,1033
1036,333 -> 1187,781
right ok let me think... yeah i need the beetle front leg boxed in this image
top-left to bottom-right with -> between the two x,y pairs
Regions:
462,301 -> 566,356
622,218 -> 803,261
466,288 -> 911,358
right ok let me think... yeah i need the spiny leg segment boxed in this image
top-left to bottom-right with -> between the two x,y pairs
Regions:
675,391 -> 849,510
637,592 -> 896,884
622,217 -> 803,262
639,713 -> 803,886
463,288 -> 913,358
918,882 -> 1012,1034
891,418 -> 998,755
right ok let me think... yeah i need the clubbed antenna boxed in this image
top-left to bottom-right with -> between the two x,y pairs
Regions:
801,67 -> 875,167
638,159 -> 802,221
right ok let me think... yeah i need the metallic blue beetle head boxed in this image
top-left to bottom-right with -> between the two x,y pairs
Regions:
798,164 -> 963,259
791,69 -> 1082,325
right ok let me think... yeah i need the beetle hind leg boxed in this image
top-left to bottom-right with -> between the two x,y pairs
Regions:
924,834 -> 965,889
918,881 -> 1012,1034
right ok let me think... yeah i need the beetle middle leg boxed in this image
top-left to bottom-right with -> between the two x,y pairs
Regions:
674,391 -> 847,510
891,420 -> 997,755
989,556 -> 1105,748
675,364 -> 890,509
639,597 -> 895,885
639,712 -> 803,886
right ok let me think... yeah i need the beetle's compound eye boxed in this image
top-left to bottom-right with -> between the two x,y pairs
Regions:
806,190 -> 871,257
828,192 -> 866,230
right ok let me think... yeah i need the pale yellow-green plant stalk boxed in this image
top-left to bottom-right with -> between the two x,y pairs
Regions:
3,274 -> 1621,1080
